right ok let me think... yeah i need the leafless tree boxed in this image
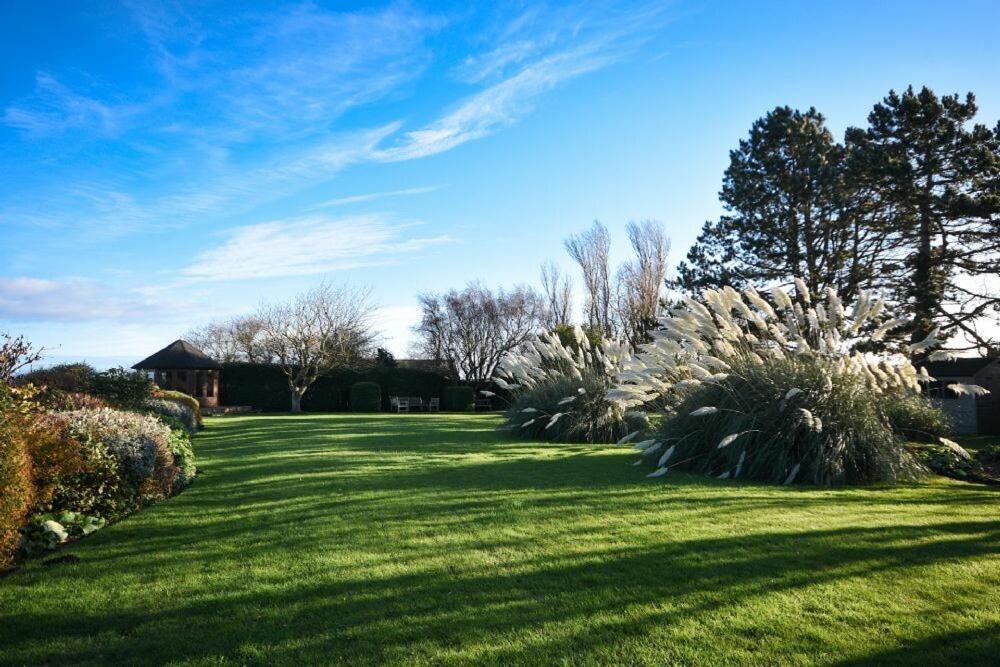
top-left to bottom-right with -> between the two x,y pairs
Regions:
564,220 -> 612,337
257,283 -> 378,412
0,333 -> 43,382
413,282 -> 545,388
616,220 -> 671,346
540,261 -> 573,329
186,315 -> 270,363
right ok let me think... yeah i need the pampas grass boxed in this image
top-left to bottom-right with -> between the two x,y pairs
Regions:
608,285 -> 981,486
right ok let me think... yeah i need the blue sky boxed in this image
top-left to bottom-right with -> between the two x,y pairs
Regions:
2,0 -> 999,366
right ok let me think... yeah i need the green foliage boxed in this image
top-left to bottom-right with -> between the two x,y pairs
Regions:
349,382 -> 381,412
17,363 -> 96,393
443,385 -> 475,412
145,398 -> 198,434
886,394 -> 951,442
165,423 -> 196,488
89,367 -> 153,409
643,356 -> 921,486
374,348 -> 397,367
20,511 -> 105,557
907,440 -> 981,481
221,363 -> 448,411
0,385 -> 34,568
504,372 -> 648,443
153,389 -> 203,427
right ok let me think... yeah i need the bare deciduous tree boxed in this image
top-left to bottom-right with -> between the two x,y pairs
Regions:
540,261 -> 573,329
0,333 -> 43,381
564,220 -> 612,337
616,220 -> 670,346
186,315 -> 270,363
414,283 -> 545,388
258,283 -> 378,412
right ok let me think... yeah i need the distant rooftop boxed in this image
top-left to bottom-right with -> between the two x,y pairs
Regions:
132,340 -> 222,371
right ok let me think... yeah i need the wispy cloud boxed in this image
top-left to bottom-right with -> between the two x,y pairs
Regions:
0,277 -> 173,321
309,186 -> 439,209
182,214 -> 453,282
1,73 -> 133,136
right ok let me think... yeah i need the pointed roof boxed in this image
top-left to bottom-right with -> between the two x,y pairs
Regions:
132,340 -> 222,370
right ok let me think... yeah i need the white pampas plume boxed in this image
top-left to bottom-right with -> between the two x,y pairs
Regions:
948,383 -> 990,397
718,432 -> 748,448
617,431 -> 640,445
909,327 -> 940,354
939,438 -> 972,460
794,277 -> 811,304
558,396 -> 576,405
690,406 -> 718,417
577,387 -> 587,394
647,467 -> 669,478
717,471 -> 731,479
521,407 -> 538,413
632,460 -> 643,466
771,287 -> 793,311
633,439 -> 657,451
521,419 -> 536,427
871,317 -> 908,342
784,463 -> 801,485
784,388 -> 802,401
545,413 -> 564,429
658,445 -> 676,467
927,350 -> 956,362
479,390 -> 496,397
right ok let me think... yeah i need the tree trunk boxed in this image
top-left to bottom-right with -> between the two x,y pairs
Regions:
290,391 -> 302,413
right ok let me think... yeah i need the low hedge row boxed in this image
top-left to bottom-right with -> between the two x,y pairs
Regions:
350,382 -> 381,412
221,364 -> 454,412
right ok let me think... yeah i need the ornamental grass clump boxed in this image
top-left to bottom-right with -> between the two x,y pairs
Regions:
496,327 -> 647,443
610,282 -> 987,485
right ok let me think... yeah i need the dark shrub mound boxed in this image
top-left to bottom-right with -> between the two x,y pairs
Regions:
349,382 -> 381,412
443,386 -> 474,412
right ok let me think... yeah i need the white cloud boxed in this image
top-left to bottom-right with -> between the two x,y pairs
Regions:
1,73 -> 133,136
182,214 -> 453,282
309,186 -> 439,209
0,277 -> 172,322
374,304 -> 423,357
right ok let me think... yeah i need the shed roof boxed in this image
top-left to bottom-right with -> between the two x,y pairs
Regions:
922,357 -> 998,378
132,340 -> 222,370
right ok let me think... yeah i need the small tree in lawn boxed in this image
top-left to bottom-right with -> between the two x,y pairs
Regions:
259,283 -> 378,412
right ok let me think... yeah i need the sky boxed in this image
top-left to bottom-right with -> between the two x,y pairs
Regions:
2,0 -> 1000,368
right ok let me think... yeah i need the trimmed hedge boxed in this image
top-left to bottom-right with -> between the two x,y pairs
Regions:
443,385 -> 475,412
221,364 -> 450,412
350,382 -> 381,412
153,389 -> 203,428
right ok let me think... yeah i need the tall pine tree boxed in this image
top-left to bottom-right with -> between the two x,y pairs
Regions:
846,86 -> 1000,354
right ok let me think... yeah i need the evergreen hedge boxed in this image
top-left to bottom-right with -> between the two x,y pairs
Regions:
349,382 -> 381,412
220,364 -> 450,412
443,385 -> 475,412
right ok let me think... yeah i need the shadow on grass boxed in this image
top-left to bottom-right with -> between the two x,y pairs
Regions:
1,414 -> 997,665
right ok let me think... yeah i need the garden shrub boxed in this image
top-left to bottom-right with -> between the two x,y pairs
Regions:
610,284 -> 978,486
907,439 -> 980,481
443,385 -> 475,412
145,397 -> 198,434
21,511 -> 105,557
153,389 -> 202,427
60,408 -> 170,490
886,393 -> 951,442
165,424 -> 196,488
89,367 -> 153,409
0,388 -> 34,568
497,328 -> 642,443
349,382 -> 381,412
46,391 -> 109,411
17,363 -> 96,394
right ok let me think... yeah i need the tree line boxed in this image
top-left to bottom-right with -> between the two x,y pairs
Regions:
677,86 -> 1000,355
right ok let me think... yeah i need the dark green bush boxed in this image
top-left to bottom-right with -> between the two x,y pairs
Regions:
17,363 -> 96,393
89,367 -> 153,409
220,363 -> 448,411
350,382 -> 381,412
886,394 -> 951,442
443,385 -> 475,412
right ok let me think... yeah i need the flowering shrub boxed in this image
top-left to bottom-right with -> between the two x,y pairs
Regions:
496,327 -> 645,443
1,386 -> 35,568
610,283 -> 988,485
153,389 -> 202,427
145,398 -> 198,434
61,408 -> 170,489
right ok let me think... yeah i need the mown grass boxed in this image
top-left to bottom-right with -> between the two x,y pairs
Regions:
1,413 -> 998,665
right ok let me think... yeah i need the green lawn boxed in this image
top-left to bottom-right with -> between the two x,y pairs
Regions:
1,414 -> 998,665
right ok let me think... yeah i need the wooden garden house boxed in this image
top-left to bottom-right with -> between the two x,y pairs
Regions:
133,339 -> 223,408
